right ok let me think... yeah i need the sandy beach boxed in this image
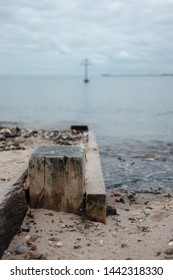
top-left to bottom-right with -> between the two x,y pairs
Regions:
1,127 -> 173,260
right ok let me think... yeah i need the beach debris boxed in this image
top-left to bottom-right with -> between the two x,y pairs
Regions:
0,126 -> 88,152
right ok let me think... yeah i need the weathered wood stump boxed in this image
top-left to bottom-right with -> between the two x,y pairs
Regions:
28,145 -> 85,214
0,168 -> 28,258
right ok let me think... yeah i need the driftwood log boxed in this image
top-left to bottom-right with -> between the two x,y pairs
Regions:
0,168 -> 28,258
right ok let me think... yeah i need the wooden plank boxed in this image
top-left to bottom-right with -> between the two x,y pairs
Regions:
85,132 -> 106,224
0,167 -> 28,258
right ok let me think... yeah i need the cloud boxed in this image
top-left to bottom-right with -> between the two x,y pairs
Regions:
0,0 -> 173,74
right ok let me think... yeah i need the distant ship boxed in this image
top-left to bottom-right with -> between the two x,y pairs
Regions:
102,74 -> 112,77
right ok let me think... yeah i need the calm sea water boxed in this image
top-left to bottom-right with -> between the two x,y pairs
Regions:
1,75 -> 173,189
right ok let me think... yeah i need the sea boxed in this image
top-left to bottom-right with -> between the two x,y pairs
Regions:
1,75 -> 173,191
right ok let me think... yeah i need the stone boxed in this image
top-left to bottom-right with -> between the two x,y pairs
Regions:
168,240 -> 173,247
16,244 -> 28,254
165,248 -> 173,255
28,242 -> 37,251
29,235 -> 40,242
74,244 -> 81,249
28,145 -> 85,214
38,253 -> 48,260
56,241 -> 63,248
48,237 -> 60,242
106,206 -> 117,216
24,251 -> 41,260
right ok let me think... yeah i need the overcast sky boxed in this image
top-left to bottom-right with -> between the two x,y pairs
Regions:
0,0 -> 173,75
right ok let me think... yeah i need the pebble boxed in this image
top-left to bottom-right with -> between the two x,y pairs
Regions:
168,240 -> 173,247
49,237 -> 60,242
29,235 -> 40,242
74,245 -> 81,249
120,197 -> 125,204
114,192 -> 121,197
38,254 -> 48,260
16,244 -> 28,254
56,241 -> 63,248
106,206 -> 117,216
24,251 -> 41,260
27,212 -> 35,219
121,243 -> 128,248
20,226 -> 31,233
27,242 -> 37,251
165,248 -> 173,255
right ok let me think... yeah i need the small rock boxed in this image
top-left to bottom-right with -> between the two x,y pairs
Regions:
27,242 -> 37,251
144,201 -> 149,205
56,241 -> 63,248
120,197 -> 125,204
16,244 -> 28,254
38,254 -> 48,260
48,213 -> 54,216
74,245 -> 81,249
25,235 -> 30,241
137,226 -> 150,232
27,212 -> 35,219
20,226 -> 31,233
106,206 -> 117,216
165,193 -> 172,198
24,251 -> 41,260
128,217 -> 136,222
114,192 -> 121,197
168,240 -> 173,247
29,235 -> 40,242
48,237 -> 60,242
127,191 -> 136,202
165,248 -> 173,255
121,243 -> 128,248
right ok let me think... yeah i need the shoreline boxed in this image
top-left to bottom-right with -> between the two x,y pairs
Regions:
1,126 -> 173,260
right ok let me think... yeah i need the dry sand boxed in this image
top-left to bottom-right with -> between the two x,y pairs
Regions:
1,128 -> 173,260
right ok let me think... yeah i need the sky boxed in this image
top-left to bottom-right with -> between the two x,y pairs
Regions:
0,0 -> 173,75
